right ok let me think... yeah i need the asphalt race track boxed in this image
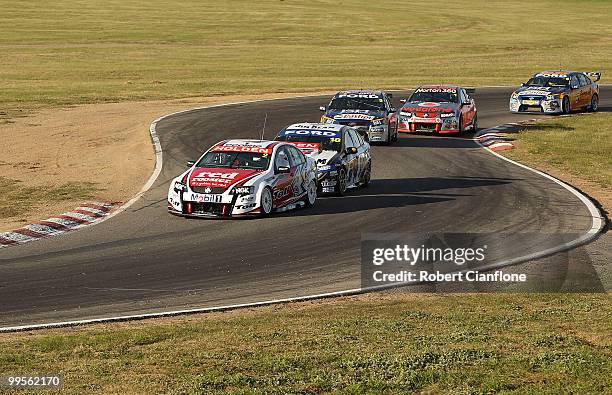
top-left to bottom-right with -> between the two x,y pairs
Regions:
0,87 -> 609,329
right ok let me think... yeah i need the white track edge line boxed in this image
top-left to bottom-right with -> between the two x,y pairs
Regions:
0,96 -> 607,332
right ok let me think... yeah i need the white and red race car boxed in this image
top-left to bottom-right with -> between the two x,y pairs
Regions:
167,139 -> 318,218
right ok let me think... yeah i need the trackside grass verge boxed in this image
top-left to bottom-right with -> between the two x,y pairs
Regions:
1,0 -> 611,114
0,294 -> 610,394
0,177 -> 97,220
502,113 -> 612,210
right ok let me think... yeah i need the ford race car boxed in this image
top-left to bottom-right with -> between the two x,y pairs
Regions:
398,85 -> 477,134
275,123 -> 371,195
167,140 -> 318,218
319,90 -> 398,144
509,70 -> 600,114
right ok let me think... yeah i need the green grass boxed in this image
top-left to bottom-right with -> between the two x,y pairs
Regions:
0,177 -> 98,219
504,113 -> 612,189
1,0 -> 611,112
0,294 -> 610,394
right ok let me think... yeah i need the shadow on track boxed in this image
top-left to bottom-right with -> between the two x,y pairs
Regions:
282,176 -> 516,217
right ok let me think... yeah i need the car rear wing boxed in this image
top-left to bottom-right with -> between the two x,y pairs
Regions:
585,72 -> 601,82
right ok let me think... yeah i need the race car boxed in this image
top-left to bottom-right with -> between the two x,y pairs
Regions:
319,90 -> 398,144
167,139 -> 318,218
275,123 -> 371,195
509,70 -> 600,114
397,85 -> 477,134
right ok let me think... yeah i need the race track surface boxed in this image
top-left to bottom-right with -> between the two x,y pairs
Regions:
1,87 -> 609,328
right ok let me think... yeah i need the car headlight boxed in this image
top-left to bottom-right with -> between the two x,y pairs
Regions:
440,113 -> 456,118
230,186 -> 254,195
371,118 -> 384,126
545,94 -> 560,101
321,115 -> 335,124
511,92 -> 519,99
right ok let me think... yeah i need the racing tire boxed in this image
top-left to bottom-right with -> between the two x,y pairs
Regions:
472,114 -> 478,133
360,161 -> 371,188
260,187 -> 273,217
458,115 -> 464,134
336,168 -> 347,196
302,180 -> 317,207
589,94 -> 599,112
562,97 -> 571,114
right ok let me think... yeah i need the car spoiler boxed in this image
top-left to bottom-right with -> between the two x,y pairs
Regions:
585,72 -> 601,82
465,88 -> 476,94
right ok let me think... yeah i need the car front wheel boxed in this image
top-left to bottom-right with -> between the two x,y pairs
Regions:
562,97 -> 571,114
336,169 -> 347,196
589,94 -> 599,112
303,180 -> 317,207
260,187 -> 273,216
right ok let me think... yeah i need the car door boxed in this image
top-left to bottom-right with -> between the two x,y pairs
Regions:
568,74 -> 581,109
287,145 -> 306,198
344,129 -> 359,186
576,73 -> 591,108
272,147 -> 295,207
459,89 -> 474,126
353,129 -> 369,178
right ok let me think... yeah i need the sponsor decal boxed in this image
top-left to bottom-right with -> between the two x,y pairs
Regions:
190,193 -> 223,203
535,72 -> 569,78
415,87 -> 456,93
403,106 -> 452,113
418,102 -> 441,107
235,203 -> 256,210
337,93 -> 380,99
282,129 -> 341,137
211,145 -> 272,154
333,113 -> 376,121
190,168 -> 259,188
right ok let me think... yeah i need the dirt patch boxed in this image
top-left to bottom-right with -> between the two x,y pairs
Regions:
0,92 -> 335,232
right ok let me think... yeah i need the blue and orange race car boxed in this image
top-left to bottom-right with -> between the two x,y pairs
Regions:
509,70 -> 600,114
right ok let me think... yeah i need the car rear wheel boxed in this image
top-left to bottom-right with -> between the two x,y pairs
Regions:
458,115 -> 464,134
562,97 -> 571,114
472,114 -> 478,132
589,94 -> 599,112
391,125 -> 398,142
336,169 -> 347,196
260,187 -> 273,216
302,180 -> 317,207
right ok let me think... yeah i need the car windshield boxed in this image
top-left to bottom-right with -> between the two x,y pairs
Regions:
328,97 -> 384,111
408,89 -> 458,103
196,151 -> 270,170
276,134 -> 342,152
526,76 -> 570,87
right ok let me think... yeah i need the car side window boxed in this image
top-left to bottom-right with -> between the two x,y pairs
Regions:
459,89 -> 466,103
275,147 -> 291,169
344,130 -> 356,149
583,75 -> 592,85
577,74 -> 588,87
570,75 -> 579,88
353,130 -> 364,147
348,130 -> 360,148
288,146 -> 304,165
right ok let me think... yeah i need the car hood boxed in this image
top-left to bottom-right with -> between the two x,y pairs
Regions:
514,86 -> 568,96
401,101 -> 457,115
189,167 -> 262,189
325,109 -> 386,120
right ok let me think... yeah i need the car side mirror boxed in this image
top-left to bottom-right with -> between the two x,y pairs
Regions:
521,82 -> 526,87
276,165 -> 291,174
187,160 -> 195,167
387,93 -> 393,99
571,84 -> 578,89
319,106 -> 326,111
345,147 -> 358,155
389,107 -> 396,112
400,99 -> 407,103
